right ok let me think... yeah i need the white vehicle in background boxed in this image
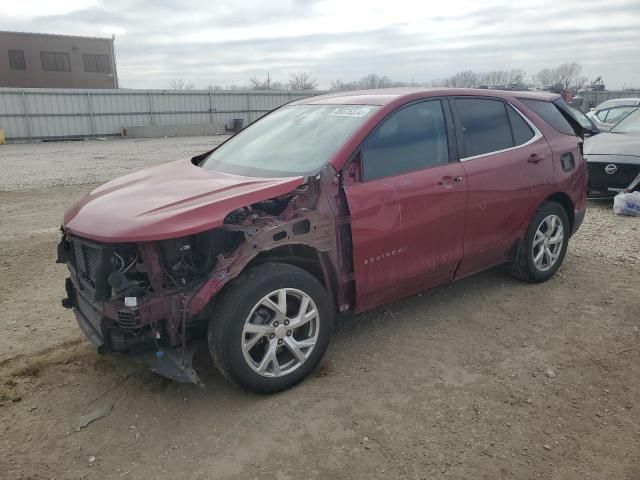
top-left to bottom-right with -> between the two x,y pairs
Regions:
586,98 -> 640,130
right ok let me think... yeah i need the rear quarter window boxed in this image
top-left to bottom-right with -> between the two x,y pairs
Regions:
506,105 -> 535,145
520,98 -> 575,136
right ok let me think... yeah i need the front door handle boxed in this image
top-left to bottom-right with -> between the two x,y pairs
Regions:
527,153 -> 546,164
438,175 -> 463,187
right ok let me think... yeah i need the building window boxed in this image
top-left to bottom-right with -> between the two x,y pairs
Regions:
83,54 -> 111,73
8,50 -> 26,70
40,51 -> 71,72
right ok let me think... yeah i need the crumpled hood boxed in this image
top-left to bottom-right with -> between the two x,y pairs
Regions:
584,132 -> 640,157
63,158 -> 304,242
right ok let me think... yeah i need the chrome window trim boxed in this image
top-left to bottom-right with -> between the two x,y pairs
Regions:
459,101 -> 543,162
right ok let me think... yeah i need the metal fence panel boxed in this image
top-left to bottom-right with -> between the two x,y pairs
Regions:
0,88 -> 322,142
577,90 -> 640,111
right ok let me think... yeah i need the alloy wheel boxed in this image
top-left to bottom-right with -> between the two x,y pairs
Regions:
532,214 -> 564,272
241,288 -> 320,377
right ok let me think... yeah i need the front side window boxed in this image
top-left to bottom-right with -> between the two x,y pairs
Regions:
201,104 -> 378,178
83,54 -> 111,73
41,51 -> 71,72
455,98 -> 513,157
8,50 -> 26,70
361,100 -> 449,181
595,109 -> 609,121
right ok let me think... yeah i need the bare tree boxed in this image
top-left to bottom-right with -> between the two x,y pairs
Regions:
534,63 -> 586,92
249,75 -> 270,90
359,74 -> 393,89
534,68 -> 557,88
507,69 -> 526,86
572,76 -> 588,92
444,70 -> 479,88
289,72 -> 318,90
168,79 -> 194,90
206,84 -> 248,91
330,74 -> 407,91
331,68 -> 528,92
556,62 -> 584,91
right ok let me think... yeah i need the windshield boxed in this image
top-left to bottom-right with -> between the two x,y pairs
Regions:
610,108 -> 640,134
201,104 -> 378,177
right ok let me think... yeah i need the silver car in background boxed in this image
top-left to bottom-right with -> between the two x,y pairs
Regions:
586,98 -> 640,130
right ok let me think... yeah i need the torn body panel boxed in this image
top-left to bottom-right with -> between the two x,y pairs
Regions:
59,165 -> 351,384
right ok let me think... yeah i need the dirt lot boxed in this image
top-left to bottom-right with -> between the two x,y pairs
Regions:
1,137 -> 639,480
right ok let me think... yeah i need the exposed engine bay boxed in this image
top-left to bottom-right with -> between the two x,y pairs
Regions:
58,171 -> 346,386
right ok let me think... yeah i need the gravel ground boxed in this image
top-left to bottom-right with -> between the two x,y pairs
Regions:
0,138 -> 638,480
0,135 -> 230,191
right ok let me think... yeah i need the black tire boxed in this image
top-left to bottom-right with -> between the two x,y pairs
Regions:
510,201 -> 570,283
208,263 -> 333,394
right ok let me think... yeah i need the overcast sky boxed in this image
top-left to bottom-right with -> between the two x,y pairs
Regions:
1,0 -> 639,89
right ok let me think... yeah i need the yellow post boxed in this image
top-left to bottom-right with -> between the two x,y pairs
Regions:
0,128 -> 5,145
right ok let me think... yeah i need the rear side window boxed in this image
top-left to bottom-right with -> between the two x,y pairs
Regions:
506,105 -> 535,145
520,99 -> 574,135
361,100 -> 449,181
455,98 -> 513,157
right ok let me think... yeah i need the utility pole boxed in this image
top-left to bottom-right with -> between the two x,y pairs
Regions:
266,72 -> 271,89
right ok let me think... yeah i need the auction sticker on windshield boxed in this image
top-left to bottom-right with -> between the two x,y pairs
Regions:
329,106 -> 376,118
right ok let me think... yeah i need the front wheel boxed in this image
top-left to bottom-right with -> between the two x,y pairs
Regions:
510,201 -> 570,283
208,263 -> 333,394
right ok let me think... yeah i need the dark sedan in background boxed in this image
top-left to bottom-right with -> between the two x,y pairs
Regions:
585,108 -> 640,197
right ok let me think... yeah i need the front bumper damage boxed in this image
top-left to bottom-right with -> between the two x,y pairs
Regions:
58,170 -> 343,386
61,275 -> 205,386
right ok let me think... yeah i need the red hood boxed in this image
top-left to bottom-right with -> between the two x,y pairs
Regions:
63,159 -> 304,242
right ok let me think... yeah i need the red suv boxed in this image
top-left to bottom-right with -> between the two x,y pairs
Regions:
58,88 -> 587,393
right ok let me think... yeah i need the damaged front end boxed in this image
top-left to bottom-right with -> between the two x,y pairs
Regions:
57,228 -> 241,385
58,171 -> 347,385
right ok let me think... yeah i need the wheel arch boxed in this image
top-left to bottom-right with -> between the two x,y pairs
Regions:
544,192 -> 575,232
509,192 -> 575,263
245,243 -> 339,310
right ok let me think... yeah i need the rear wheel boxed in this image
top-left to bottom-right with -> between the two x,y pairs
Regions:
208,263 -> 333,394
510,201 -> 570,283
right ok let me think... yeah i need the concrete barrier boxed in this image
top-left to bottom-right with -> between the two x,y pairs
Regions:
121,123 -> 226,139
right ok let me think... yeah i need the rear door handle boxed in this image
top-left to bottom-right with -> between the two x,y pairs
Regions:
527,153 -> 546,164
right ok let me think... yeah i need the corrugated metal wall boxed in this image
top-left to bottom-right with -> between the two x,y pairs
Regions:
577,90 -> 640,111
0,88 -> 323,141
